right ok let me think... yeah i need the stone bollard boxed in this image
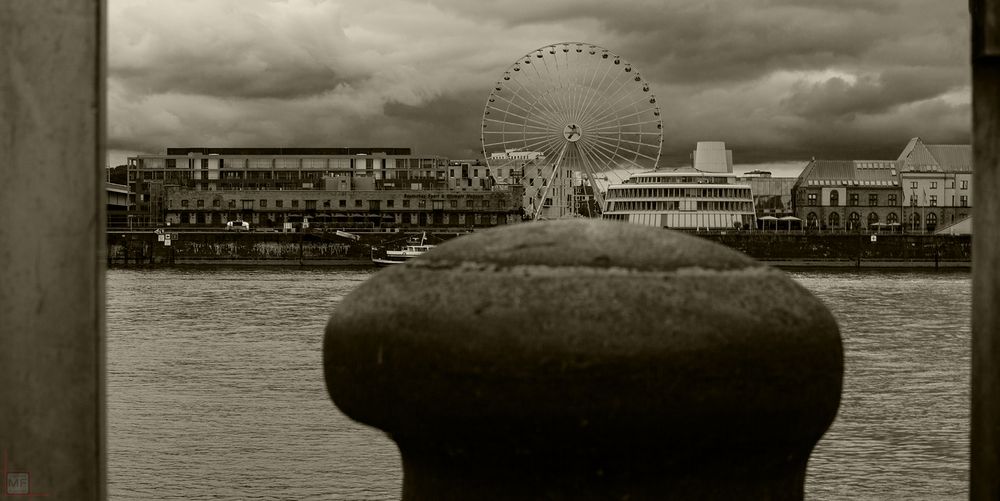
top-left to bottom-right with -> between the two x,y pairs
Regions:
324,220 -> 842,500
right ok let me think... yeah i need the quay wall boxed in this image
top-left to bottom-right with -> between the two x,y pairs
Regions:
107,231 -> 405,266
697,232 -> 972,267
106,230 -> 972,268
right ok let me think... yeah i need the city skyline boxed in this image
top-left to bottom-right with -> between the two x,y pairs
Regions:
108,0 -> 971,174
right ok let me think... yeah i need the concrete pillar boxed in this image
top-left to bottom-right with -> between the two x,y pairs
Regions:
971,0 -> 1000,498
0,1 -> 105,499
325,220 -> 842,500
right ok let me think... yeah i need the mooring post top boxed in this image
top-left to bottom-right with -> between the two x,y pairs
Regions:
324,220 -> 843,499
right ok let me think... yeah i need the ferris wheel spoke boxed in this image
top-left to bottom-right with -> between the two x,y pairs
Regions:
500,76 -> 558,124
584,135 -> 659,166
578,139 -> 619,172
487,93 -> 552,123
580,70 -> 646,125
569,63 -> 601,126
526,56 -> 568,124
587,107 -> 657,128
577,141 -> 611,174
516,57 -> 572,125
553,50 -> 581,124
595,94 -> 654,129
581,136 -> 634,168
508,77 -> 570,130
576,144 -> 607,210
577,68 -> 634,127
589,131 -> 661,142
482,139 -> 527,149
485,106 -> 559,131
484,108 -> 556,131
580,86 -> 643,130
588,135 -> 661,153
589,118 -> 663,131
501,89 -> 564,132
572,57 -> 616,126
564,55 -> 589,124
536,51 -> 564,105
519,135 -> 563,156
483,117 -> 556,132
591,131 -> 662,138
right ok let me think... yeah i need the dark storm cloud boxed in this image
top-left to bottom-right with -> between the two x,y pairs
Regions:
113,61 -> 354,100
383,90 -> 488,158
425,0 -> 964,85
782,68 -> 965,120
107,0 -> 972,168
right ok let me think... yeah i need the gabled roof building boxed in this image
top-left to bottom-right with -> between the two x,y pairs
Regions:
792,138 -> 973,233
896,137 -> 973,233
792,160 -> 901,231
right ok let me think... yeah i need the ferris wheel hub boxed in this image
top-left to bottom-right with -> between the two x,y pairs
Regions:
563,124 -> 583,142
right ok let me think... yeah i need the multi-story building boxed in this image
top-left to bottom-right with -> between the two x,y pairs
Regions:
792,160 -> 902,231
896,137 -> 973,233
127,147 -> 522,230
105,182 -> 130,229
738,170 -> 797,219
488,149 -> 576,219
792,138 -> 972,233
603,142 -> 757,230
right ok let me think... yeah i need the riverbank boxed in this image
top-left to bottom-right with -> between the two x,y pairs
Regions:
106,229 -> 972,268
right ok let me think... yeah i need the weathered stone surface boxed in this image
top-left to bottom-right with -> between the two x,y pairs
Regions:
324,219 -> 842,500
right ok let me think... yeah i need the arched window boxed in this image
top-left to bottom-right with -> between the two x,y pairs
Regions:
807,212 -> 818,228
829,190 -> 839,207
886,212 -> 899,225
910,212 -> 921,231
926,212 -> 938,231
867,212 -> 879,227
829,212 -> 840,228
848,212 -> 861,230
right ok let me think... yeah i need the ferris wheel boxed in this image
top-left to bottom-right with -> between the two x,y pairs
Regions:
481,42 -> 662,219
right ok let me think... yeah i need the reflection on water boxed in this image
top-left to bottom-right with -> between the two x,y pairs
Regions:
107,267 -> 970,500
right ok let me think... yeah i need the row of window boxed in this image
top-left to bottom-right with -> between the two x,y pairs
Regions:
909,180 -> 970,190
805,192 -> 969,207
607,201 -> 753,212
607,187 -> 751,199
132,170 -> 447,182
137,157 -> 444,170
806,192 -> 898,206
183,212 -> 508,227
627,176 -> 732,184
804,211 -> 955,228
176,198 -> 504,209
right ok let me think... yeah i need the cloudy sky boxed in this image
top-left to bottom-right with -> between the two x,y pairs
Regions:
108,0 -> 971,175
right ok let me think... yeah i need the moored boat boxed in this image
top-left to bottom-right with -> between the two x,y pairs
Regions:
372,232 -> 434,266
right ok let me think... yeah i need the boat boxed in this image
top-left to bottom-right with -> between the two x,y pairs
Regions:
601,142 -> 757,230
372,232 -> 435,266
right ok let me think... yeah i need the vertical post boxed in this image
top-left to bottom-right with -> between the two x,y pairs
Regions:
972,0 -> 1000,498
0,1 -> 106,499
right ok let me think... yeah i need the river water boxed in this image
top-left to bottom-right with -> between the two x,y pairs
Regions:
106,267 -> 971,500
